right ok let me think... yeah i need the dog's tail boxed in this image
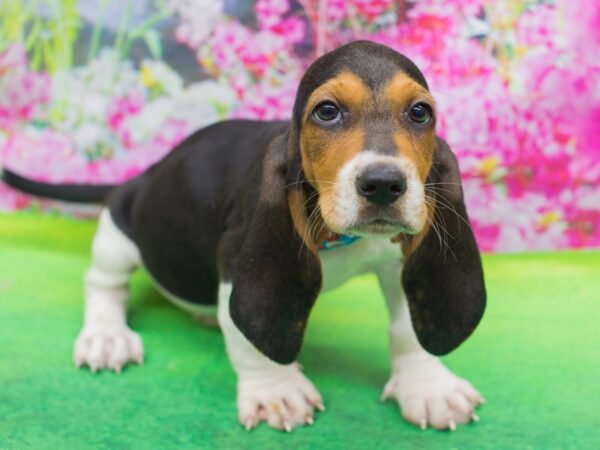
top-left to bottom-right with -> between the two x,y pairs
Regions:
2,168 -> 116,203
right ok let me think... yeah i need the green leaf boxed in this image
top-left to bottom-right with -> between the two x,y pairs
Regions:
24,18 -> 42,51
143,29 -> 162,59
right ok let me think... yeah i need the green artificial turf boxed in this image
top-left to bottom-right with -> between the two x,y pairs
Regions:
0,212 -> 599,450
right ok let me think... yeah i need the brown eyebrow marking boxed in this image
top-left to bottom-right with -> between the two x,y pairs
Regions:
303,71 -> 371,124
383,72 -> 436,113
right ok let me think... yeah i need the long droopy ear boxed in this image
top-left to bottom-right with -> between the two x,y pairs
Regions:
402,137 -> 486,356
230,135 -> 322,365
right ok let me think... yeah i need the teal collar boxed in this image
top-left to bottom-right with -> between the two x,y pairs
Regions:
319,233 -> 361,251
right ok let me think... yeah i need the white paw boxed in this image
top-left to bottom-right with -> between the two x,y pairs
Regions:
382,353 -> 484,430
237,363 -> 324,432
73,325 -> 144,373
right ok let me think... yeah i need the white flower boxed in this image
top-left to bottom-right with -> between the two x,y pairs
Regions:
139,59 -> 184,95
72,123 -> 106,153
172,0 -> 223,48
128,97 -> 175,142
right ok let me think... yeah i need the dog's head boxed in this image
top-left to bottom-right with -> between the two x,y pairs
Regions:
290,41 -> 435,240
231,41 -> 486,364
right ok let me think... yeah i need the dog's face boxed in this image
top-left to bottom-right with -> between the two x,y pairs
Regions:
294,43 -> 436,238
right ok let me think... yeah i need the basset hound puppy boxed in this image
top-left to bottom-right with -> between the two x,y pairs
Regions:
6,40 -> 487,432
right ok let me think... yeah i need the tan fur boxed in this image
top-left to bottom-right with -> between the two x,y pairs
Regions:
300,72 -> 369,229
384,73 -> 436,182
288,189 -> 322,254
297,70 -> 438,242
400,203 -> 434,257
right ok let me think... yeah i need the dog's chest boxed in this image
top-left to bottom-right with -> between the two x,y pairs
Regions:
319,238 -> 403,291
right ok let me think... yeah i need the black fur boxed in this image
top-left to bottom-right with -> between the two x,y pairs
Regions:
229,136 -> 322,364
2,169 -> 114,203
110,120 -> 288,304
401,137 -> 486,355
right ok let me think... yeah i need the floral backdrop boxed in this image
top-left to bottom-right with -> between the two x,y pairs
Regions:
1,0 -> 599,252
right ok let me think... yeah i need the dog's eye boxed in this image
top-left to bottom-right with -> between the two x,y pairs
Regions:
408,103 -> 432,124
313,102 -> 340,122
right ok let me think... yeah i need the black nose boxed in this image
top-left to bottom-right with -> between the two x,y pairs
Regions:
355,165 -> 407,205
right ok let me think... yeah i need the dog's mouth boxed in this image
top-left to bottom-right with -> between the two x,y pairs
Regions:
348,218 -> 414,237
321,203 -> 421,239
340,205 -> 419,237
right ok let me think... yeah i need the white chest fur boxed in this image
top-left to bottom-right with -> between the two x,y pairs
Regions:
319,237 -> 404,291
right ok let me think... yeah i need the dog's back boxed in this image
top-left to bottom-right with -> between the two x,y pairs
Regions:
108,119 -> 288,304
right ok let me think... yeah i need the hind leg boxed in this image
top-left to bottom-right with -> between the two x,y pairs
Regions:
73,209 -> 143,373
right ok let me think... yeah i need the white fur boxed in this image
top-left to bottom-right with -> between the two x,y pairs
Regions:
331,151 -> 425,234
217,283 -> 323,431
376,262 -> 483,430
74,209 -> 482,431
73,209 -> 143,372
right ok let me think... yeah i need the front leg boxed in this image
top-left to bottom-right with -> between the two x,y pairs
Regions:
73,210 -> 144,373
217,283 -> 324,432
376,263 -> 484,430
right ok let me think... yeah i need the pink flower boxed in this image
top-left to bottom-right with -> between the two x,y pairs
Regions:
151,118 -> 190,149
0,44 -> 27,71
354,0 -> 393,20
107,90 -> 145,132
0,45 -> 50,129
256,0 -> 290,28
516,3 -> 557,48
256,0 -> 289,18
2,129 -> 82,183
231,81 -> 297,120
0,182 -> 33,211
326,0 -> 347,21
268,17 -> 306,44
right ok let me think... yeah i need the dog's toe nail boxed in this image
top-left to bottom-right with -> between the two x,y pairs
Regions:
316,402 -> 325,412
306,415 -> 314,425
244,419 -> 253,431
420,418 -> 427,430
283,421 -> 292,432
448,420 -> 456,431
471,413 -> 480,422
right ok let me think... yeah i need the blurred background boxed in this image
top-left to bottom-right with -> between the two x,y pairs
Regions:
1,0 -> 599,252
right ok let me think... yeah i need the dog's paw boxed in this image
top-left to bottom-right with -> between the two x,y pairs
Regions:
382,353 -> 484,430
237,363 -> 324,432
73,325 -> 144,373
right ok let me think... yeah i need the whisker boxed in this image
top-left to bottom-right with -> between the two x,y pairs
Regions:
424,185 -> 473,233
284,179 -> 336,189
423,196 -> 444,255
424,186 -> 456,196
297,185 -> 335,257
426,192 -> 473,233
424,182 -> 461,186
423,193 -> 457,260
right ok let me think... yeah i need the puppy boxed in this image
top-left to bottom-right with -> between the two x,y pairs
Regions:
7,40 -> 487,431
